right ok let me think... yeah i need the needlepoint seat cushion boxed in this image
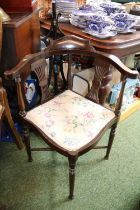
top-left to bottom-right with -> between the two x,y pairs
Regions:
25,90 -> 115,151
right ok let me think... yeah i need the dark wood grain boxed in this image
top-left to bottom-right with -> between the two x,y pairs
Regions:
0,0 -> 37,12
0,78 -> 24,149
0,11 -> 40,77
40,19 -> 140,58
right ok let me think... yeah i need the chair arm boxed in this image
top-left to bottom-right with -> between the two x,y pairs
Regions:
0,105 -> 5,119
96,51 -> 139,79
4,51 -> 46,80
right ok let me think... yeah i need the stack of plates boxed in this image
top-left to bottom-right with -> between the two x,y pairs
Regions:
56,0 -> 78,22
70,13 -> 91,28
70,5 -> 105,28
83,30 -> 117,39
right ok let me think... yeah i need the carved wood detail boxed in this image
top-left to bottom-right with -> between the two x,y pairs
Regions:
86,59 -> 112,104
31,58 -> 51,103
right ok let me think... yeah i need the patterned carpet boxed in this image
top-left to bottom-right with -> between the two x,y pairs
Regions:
0,109 -> 140,210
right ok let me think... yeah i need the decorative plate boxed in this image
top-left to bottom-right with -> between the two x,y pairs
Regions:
117,29 -> 136,34
83,30 -> 117,39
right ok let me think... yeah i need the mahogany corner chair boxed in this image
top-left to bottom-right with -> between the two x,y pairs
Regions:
4,35 -> 138,199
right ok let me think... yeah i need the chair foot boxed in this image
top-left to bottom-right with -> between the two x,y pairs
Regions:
104,155 -> 109,160
68,194 -> 74,200
105,123 -> 117,160
68,156 -> 77,201
28,157 -> 33,162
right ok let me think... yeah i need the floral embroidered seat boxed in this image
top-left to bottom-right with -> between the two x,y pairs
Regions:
4,35 -> 138,199
25,90 -> 115,151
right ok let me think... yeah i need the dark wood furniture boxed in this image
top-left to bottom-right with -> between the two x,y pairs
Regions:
0,11 -> 49,107
40,19 -> 140,58
40,20 -> 140,103
4,35 -> 138,199
0,0 -> 37,13
0,78 -> 24,149
0,11 -> 41,77
0,11 -> 51,122
0,14 -> 24,149
0,15 -> 2,59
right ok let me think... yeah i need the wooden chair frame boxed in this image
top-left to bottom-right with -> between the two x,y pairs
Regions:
0,78 -> 24,149
4,35 -> 138,199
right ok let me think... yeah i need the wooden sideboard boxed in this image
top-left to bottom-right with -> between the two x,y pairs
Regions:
0,11 -> 41,77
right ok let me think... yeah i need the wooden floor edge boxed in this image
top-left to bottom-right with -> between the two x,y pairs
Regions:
120,98 -> 140,122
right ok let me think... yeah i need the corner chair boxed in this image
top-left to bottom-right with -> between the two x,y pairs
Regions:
4,35 -> 139,199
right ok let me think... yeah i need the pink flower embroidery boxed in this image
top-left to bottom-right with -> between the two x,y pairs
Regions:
87,131 -> 94,138
44,112 -> 51,118
83,112 -> 94,119
52,100 -> 64,107
45,120 -> 54,127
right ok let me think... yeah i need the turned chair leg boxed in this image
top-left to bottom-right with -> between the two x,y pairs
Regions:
68,157 -> 77,199
6,116 -> 24,150
105,123 -> 117,160
23,125 -> 33,162
3,92 -> 24,150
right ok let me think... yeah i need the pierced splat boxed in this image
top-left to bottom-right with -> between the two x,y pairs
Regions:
31,58 -> 51,103
86,58 -> 112,104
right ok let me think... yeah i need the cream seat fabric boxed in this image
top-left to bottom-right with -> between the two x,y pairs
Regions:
25,90 -> 115,151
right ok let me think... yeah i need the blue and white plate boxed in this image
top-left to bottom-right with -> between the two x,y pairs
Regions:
117,29 -> 136,34
83,30 -> 117,39
134,25 -> 140,29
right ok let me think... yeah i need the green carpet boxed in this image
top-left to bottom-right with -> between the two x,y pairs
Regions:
0,109 -> 140,210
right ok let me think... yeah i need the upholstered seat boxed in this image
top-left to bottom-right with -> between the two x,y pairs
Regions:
25,90 -> 115,151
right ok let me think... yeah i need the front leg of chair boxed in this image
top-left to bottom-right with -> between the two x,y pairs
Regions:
7,117 -> 24,150
68,156 -> 77,199
4,93 -> 24,149
23,125 -> 33,162
105,123 -> 117,160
